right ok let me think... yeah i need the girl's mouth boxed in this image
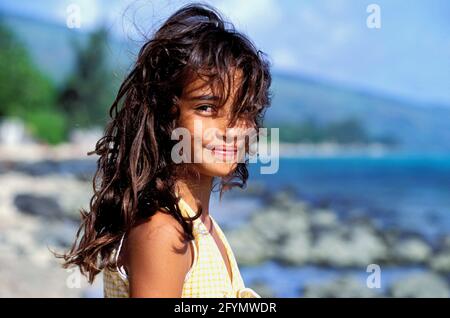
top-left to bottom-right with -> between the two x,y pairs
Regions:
207,145 -> 238,160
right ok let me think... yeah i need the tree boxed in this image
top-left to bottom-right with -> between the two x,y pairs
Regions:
0,20 -> 66,144
324,118 -> 370,144
58,27 -> 116,129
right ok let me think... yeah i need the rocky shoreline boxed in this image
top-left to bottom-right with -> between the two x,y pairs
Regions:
1,158 -> 449,297
225,190 -> 450,297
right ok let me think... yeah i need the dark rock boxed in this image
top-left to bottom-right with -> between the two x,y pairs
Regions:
14,193 -> 64,220
13,159 -> 96,180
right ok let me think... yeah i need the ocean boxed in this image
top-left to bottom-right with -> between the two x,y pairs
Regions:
210,153 -> 450,297
244,154 -> 450,241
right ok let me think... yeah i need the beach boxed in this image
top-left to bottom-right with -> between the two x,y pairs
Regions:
1,143 -> 450,297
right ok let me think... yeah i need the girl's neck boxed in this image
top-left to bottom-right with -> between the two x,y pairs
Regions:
175,175 -> 213,221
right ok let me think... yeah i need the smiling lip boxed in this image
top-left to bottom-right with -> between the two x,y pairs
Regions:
207,145 -> 238,153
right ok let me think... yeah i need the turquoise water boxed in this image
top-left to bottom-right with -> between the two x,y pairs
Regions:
246,154 -> 450,241
226,154 -> 450,297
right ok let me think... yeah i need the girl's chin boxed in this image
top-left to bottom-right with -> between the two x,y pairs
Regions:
197,162 -> 238,178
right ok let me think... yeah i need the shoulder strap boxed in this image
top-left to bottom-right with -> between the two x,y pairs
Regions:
115,233 -> 128,280
177,196 -> 197,218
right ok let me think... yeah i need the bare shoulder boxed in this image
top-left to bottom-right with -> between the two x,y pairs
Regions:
128,210 -> 189,248
124,210 -> 193,297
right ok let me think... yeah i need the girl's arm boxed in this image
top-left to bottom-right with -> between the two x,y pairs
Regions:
126,212 -> 193,298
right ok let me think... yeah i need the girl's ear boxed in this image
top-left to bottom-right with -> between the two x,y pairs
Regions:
168,104 -> 181,133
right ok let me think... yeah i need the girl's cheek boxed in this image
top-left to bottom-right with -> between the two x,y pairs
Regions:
177,115 -> 198,135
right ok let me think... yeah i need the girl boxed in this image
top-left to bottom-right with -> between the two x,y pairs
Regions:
57,2 -> 272,298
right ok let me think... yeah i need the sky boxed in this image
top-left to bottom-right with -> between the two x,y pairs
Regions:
1,0 -> 449,106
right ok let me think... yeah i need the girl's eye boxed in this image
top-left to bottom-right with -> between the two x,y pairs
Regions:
195,104 -> 216,114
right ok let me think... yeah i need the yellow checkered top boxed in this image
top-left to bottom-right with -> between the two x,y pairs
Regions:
103,197 -> 261,298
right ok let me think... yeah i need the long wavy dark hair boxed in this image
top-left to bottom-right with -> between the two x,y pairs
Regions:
55,2 -> 272,283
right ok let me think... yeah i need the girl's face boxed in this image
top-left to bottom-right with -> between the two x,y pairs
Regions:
175,69 -> 250,178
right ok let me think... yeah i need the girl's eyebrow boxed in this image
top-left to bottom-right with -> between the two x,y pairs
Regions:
188,94 -> 220,101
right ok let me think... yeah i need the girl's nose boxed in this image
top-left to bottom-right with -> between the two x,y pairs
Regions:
210,115 -> 253,144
